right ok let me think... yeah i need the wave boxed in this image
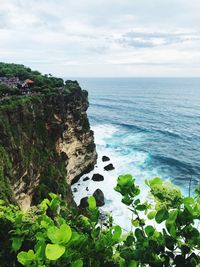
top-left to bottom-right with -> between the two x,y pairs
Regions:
149,154 -> 199,177
113,122 -> 182,138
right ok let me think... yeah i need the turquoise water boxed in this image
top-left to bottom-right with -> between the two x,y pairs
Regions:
70,78 -> 200,228
77,78 -> 200,193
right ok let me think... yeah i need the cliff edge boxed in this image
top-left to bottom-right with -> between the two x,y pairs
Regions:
0,65 -> 97,209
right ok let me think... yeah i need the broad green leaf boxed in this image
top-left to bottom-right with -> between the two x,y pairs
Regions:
122,194 -> 132,205
168,210 -> 178,222
71,259 -> 83,267
166,221 -> 177,238
183,197 -> 195,205
47,224 -> 72,244
131,219 -> 139,227
147,177 -> 162,187
147,211 -> 156,220
117,174 -> 134,187
135,204 -> 146,211
112,225 -> 122,241
45,244 -> 65,261
155,209 -> 169,223
17,250 -> 35,265
129,260 -> 137,267
35,240 -> 46,261
12,237 -> 23,252
145,225 -> 155,237
87,196 -> 96,209
135,228 -> 144,241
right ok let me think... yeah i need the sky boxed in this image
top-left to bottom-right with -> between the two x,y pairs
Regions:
0,0 -> 200,77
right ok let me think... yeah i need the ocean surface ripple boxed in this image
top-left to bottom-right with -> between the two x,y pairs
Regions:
71,77 -> 200,229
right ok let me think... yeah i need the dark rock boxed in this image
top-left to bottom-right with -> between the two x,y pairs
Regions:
86,187 -> 89,191
102,156 -> 110,162
104,163 -> 115,171
92,173 -> 104,181
60,151 -> 68,161
73,188 -> 78,193
78,183 -> 80,186
83,176 -> 90,181
93,189 -> 105,207
79,197 -> 88,208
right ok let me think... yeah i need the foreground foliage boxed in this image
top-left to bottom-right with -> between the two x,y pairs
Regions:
0,176 -> 199,266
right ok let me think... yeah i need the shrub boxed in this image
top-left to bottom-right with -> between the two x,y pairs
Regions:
0,176 -> 199,266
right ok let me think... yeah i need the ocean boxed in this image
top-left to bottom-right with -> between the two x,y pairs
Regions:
71,78 -> 200,229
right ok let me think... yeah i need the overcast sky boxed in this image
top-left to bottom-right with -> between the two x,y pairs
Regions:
0,0 -> 200,77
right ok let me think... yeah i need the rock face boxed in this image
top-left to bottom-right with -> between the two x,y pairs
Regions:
0,88 -> 97,209
92,173 -> 104,181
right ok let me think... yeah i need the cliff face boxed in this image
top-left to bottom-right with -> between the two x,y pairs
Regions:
0,89 -> 97,209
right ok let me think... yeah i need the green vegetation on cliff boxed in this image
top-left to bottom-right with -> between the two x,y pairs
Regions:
0,176 -> 199,266
0,62 -> 81,98
0,63 -> 93,206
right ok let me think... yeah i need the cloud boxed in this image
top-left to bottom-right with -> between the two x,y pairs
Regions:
118,30 -> 200,48
0,0 -> 200,76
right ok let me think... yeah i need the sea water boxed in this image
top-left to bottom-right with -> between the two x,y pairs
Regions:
71,78 -> 200,230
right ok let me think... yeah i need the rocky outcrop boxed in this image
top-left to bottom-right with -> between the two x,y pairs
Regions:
0,87 -> 97,209
102,156 -> 110,162
104,163 -> 115,171
92,173 -> 104,181
93,189 -> 105,207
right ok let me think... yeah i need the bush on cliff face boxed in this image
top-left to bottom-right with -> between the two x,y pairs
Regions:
0,176 -> 199,267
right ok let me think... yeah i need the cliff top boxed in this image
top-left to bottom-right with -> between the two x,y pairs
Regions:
0,62 -> 81,102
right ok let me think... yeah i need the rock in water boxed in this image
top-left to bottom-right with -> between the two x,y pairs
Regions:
92,173 -> 104,181
93,189 -> 105,207
104,163 -> 115,171
79,197 -> 88,208
102,155 -> 110,162
83,176 -> 90,181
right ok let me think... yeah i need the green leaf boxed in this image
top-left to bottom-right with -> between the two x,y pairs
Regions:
145,225 -> 155,237
135,228 -> 144,241
112,225 -> 122,241
147,177 -> 162,187
168,210 -> 178,222
17,250 -> 35,265
71,259 -> 83,267
87,196 -> 96,209
47,224 -> 72,244
147,211 -> 156,220
122,194 -> 132,205
136,204 -> 146,211
155,209 -> 169,223
117,174 -> 134,187
128,260 -> 138,267
166,221 -> 177,238
12,237 -> 23,252
183,197 -> 195,205
45,244 -> 65,261
131,219 -> 139,227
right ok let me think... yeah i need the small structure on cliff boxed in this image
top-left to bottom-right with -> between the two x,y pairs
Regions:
21,79 -> 34,88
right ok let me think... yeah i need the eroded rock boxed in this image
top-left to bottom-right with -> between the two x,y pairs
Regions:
104,163 -> 115,171
92,173 -> 104,181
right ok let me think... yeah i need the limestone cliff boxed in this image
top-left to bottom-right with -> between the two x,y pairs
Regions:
0,88 -> 97,209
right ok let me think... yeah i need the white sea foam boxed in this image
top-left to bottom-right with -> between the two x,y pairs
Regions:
72,123 -> 162,230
